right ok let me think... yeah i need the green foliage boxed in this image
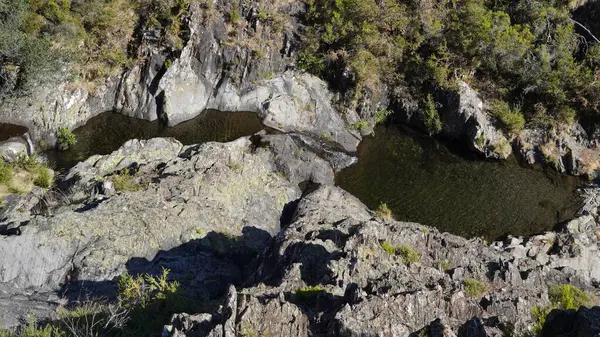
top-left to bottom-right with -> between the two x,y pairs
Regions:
294,285 -> 326,302
420,94 -> 442,135
228,8 -> 240,24
0,161 -> 13,184
33,165 -> 52,188
111,169 -> 141,192
530,284 -> 592,335
463,278 -> 487,297
352,120 -> 369,132
548,284 -> 592,310
55,127 -> 77,151
300,0 -> 600,130
0,316 -> 61,337
375,203 -> 392,219
118,268 -> 187,336
373,108 -> 392,125
380,242 -> 421,264
381,241 -> 396,255
297,51 -> 325,75
397,245 -> 421,264
489,100 -> 525,135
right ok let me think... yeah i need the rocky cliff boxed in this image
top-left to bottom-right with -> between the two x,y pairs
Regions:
0,134 -> 598,336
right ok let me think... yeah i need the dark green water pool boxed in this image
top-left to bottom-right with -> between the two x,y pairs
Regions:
46,110 -> 581,239
0,123 -> 28,142
47,110 -> 264,170
335,125 -> 581,239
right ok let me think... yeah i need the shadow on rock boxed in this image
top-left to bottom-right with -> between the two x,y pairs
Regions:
61,226 -> 272,304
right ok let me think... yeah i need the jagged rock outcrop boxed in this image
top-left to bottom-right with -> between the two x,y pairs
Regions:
541,306 -> 600,337
0,1 -> 360,153
164,185 -> 600,337
0,134 -> 339,328
441,81 -> 512,159
518,122 -> 599,178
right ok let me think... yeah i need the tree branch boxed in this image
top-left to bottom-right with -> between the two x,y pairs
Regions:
569,18 -> 600,44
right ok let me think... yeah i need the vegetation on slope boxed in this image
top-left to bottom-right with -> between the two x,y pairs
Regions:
299,0 -> 600,130
0,0 -> 198,98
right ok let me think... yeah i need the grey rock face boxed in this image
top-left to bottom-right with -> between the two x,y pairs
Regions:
0,136 -> 328,302
518,122 -> 600,177
441,81 -> 512,159
0,1 -> 360,153
0,137 -> 29,161
165,185 -> 599,337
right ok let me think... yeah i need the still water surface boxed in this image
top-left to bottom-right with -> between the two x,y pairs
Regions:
336,125 -> 581,239
46,112 -> 580,239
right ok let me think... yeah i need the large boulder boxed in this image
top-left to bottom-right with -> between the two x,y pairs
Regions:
0,135 -> 337,307
518,123 -> 599,177
541,306 -> 600,337
0,137 -> 29,162
441,81 -> 512,159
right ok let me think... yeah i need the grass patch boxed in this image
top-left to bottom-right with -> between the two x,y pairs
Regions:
294,285 -> 326,302
380,242 -> 421,264
0,161 -> 13,184
111,169 -> 141,192
463,278 -> 487,297
0,156 -> 53,199
489,100 -> 525,135
375,203 -> 392,219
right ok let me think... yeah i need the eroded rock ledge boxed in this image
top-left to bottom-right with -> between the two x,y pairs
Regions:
0,136 -> 598,336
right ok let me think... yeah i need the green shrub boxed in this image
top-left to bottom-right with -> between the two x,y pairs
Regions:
381,241 -> 396,255
463,278 -> 487,297
32,165 -> 52,188
228,8 -> 240,24
297,51 -> 325,75
530,285 -> 591,335
375,203 -> 392,219
0,316 -> 61,337
548,284 -> 591,310
373,108 -> 392,125
111,169 -> 141,192
380,242 -> 421,264
352,120 -> 369,132
420,95 -> 442,135
55,127 -> 77,151
397,245 -> 421,264
489,100 -> 525,135
0,161 -> 13,184
294,285 -> 326,302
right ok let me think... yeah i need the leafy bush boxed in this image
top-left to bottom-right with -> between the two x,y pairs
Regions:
300,0 -> 600,131
397,245 -> 421,264
352,120 -> 369,132
463,278 -> 487,297
32,166 -> 52,188
548,284 -> 591,310
0,161 -> 13,184
530,284 -> 592,335
421,94 -> 442,135
489,100 -> 525,135
55,128 -> 77,151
